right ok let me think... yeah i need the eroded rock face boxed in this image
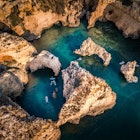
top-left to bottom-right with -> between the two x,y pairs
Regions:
0,94 -> 61,140
57,61 -> 116,126
0,0 -> 84,40
29,50 -> 61,76
103,1 -> 140,38
121,61 -> 138,83
0,33 -> 36,96
0,71 -> 23,98
74,37 -> 111,66
87,0 -> 116,28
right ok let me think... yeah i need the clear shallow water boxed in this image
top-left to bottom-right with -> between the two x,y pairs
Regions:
18,21 -> 140,140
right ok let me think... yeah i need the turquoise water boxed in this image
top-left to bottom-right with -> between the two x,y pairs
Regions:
18,21 -> 140,140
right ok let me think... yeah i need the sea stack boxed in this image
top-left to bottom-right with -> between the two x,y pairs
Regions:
57,61 -> 116,126
29,50 -> 61,76
121,61 -> 138,83
74,37 -> 111,66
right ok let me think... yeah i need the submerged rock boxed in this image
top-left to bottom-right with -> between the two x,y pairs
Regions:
0,94 -> 61,140
74,37 -> 111,66
57,61 -> 116,126
121,61 -> 138,83
29,50 -> 61,76
103,1 -> 140,39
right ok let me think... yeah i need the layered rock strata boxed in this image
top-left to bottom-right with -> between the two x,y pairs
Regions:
0,32 -> 37,84
0,94 -> 61,140
103,1 -> 140,38
57,61 -> 116,126
0,33 -> 37,96
0,0 -> 84,40
0,71 -> 23,98
120,61 -> 138,83
74,37 -> 111,66
87,0 -> 116,28
29,50 -> 61,76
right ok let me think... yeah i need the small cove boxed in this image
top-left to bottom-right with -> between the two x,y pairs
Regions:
17,21 -> 140,140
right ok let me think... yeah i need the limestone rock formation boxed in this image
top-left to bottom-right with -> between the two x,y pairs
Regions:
0,0 -> 84,40
0,33 -> 36,96
57,61 -> 116,126
103,1 -> 140,38
74,37 -> 111,66
121,61 -> 138,83
87,0 -> 116,28
0,71 -> 23,98
0,94 -> 61,140
29,50 -> 61,76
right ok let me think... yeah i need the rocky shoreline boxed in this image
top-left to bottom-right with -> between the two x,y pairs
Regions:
0,0 -> 139,40
0,94 -> 61,140
0,32 -> 117,139
57,61 -> 116,126
0,0 -> 139,139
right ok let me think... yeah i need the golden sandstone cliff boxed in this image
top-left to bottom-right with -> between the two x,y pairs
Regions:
0,33 -> 117,139
0,94 -> 61,140
0,0 -> 139,40
57,61 -> 116,126
0,0 -> 139,139
0,0 -> 84,40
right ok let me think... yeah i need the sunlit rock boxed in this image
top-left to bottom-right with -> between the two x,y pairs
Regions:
74,37 -> 111,66
121,61 -> 138,83
29,50 -> 61,76
57,61 -> 116,126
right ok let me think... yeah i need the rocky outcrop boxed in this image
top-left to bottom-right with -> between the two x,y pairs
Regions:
74,37 -> 111,66
29,50 -> 61,76
57,61 -> 116,126
0,94 -> 61,140
103,1 -> 140,38
0,33 -> 36,96
0,0 -> 84,40
87,0 -> 116,28
120,61 -> 138,83
0,71 -> 23,98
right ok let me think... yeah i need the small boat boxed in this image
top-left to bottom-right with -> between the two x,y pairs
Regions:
136,64 -> 139,68
45,96 -> 48,103
77,57 -> 82,61
50,80 -> 56,86
119,61 -> 125,65
50,77 -> 56,80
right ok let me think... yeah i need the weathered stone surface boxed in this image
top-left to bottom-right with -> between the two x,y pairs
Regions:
87,0 -> 116,28
0,71 -> 23,98
0,94 -> 61,140
121,61 -> 138,83
0,0 -> 84,40
29,50 -> 61,76
57,61 -> 116,126
103,1 -> 140,38
0,33 -> 36,96
74,37 -> 111,66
